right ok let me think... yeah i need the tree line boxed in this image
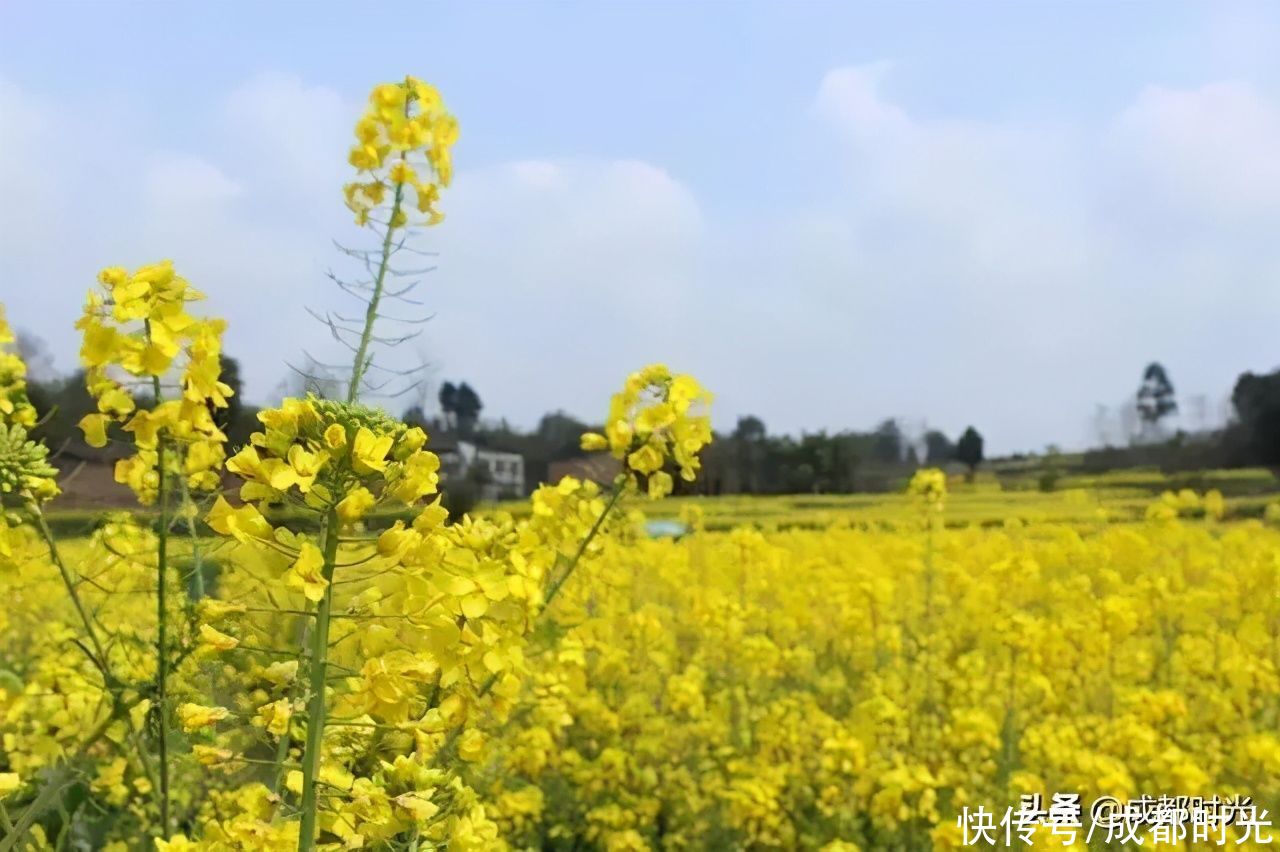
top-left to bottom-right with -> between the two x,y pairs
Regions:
15,327 -> 1280,499
1078,361 -> 1280,477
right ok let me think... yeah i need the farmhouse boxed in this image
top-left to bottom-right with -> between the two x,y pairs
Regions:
547,454 -> 622,489
48,441 -> 243,509
48,443 -> 137,509
435,439 -> 525,501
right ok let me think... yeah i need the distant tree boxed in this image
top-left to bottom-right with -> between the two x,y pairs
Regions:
23,374 -> 56,432
1231,369 -> 1280,468
782,459 -> 817,494
794,431 -> 855,494
402,405 -> 427,429
870,419 -> 903,464
830,432 -> 864,492
1136,362 -> 1177,439
1038,444 -> 1063,492
438,382 -> 458,430
216,355 -> 253,448
26,369 -> 95,452
731,415 -> 768,493
536,411 -> 592,460
454,382 -> 482,439
734,415 -> 767,443
216,355 -> 259,450
923,430 -> 954,464
219,356 -> 244,416
955,426 -> 984,482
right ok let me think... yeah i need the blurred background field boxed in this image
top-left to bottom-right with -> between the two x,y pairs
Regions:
38,465 -> 1280,539
483,466 -> 1280,533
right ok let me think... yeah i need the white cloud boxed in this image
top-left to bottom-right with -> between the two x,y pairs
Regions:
220,72 -> 351,204
0,74 -> 351,398
813,63 -> 910,138
384,158 -> 706,422
144,154 -> 243,209
709,64 -> 1280,451
1114,81 -> 1280,216
0,80 -> 62,250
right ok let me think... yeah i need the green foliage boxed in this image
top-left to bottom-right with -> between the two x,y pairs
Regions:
1230,368 -> 1280,467
955,426 -> 984,479
1137,361 -> 1177,427
179,556 -> 222,600
25,369 -> 97,453
924,430 -> 953,464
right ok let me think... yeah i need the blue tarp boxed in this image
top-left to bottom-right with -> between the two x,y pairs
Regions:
645,519 -> 689,538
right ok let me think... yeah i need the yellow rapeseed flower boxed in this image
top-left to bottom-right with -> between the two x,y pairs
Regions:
176,703 -> 230,732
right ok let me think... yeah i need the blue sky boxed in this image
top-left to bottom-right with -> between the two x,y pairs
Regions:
3,2 -> 1280,453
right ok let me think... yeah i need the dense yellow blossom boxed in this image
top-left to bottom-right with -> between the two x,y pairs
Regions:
579,364 -> 713,498
344,76 -> 458,228
475,504 -> 1280,849
174,363 -> 709,849
75,261 -> 231,502
0,305 -> 37,428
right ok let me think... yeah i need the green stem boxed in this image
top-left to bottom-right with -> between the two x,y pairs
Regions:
142,321 -> 175,838
0,765 -> 74,852
542,479 -> 625,612
155,435 -> 171,837
178,477 -> 204,600
31,506 -> 108,668
271,618 -> 312,795
297,509 -> 342,852
123,722 -> 164,819
0,711 -> 119,852
346,179 -> 406,403
15,509 -> 168,840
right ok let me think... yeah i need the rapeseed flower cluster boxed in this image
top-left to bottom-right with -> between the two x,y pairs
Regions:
580,364 -> 713,499
907,466 -> 948,513
0,318 -> 56,509
76,261 -> 232,503
344,76 -> 458,229
0,423 -> 59,512
172,394 -> 706,849
0,306 -> 36,429
0,308 -> 56,514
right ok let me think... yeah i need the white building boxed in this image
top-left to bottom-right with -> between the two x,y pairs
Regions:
436,440 -> 525,501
